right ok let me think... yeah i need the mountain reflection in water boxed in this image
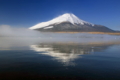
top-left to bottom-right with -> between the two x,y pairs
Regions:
30,41 -> 120,65
1,36 -> 120,80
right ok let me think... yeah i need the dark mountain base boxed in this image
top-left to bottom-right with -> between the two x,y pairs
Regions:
35,22 -> 114,32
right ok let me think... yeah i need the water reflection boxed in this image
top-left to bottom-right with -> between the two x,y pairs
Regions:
31,44 -> 81,66
30,41 -> 120,65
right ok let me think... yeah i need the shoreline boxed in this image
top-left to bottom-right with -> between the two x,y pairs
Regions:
39,31 -> 120,35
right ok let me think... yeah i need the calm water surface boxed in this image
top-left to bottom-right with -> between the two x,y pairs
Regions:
0,37 -> 120,80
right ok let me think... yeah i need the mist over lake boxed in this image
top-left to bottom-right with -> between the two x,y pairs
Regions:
0,30 -> 120,80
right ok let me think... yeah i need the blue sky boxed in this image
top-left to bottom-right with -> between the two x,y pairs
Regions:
0,0 -> 120,30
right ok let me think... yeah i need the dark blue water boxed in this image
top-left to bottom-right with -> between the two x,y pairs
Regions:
0,37 -> 120,80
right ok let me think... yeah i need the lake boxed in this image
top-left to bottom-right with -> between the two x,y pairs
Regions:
0,34 -> 120,80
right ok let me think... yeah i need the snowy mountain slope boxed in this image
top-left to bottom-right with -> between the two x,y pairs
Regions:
29,13 -> 94,30
29,13 -> 114,32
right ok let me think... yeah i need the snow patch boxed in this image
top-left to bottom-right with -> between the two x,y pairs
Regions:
44,26 -> 53,29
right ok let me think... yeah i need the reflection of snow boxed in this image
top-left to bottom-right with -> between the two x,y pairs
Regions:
30,41 -> 120,66
30,45 -> 81,65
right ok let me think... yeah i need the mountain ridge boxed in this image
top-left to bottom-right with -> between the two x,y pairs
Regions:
29,13 -> 114,32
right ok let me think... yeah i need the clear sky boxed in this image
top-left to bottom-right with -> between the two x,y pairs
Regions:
0,0 -> 120,30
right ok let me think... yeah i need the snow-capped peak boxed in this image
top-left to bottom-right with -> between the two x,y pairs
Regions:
29,13 -> 94,29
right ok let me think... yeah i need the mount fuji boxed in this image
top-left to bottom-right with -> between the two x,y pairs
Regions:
29,13 -> 114,32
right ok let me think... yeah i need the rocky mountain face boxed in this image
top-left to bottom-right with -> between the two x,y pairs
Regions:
29,13 -> 114,32
35,22 -> 114,32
